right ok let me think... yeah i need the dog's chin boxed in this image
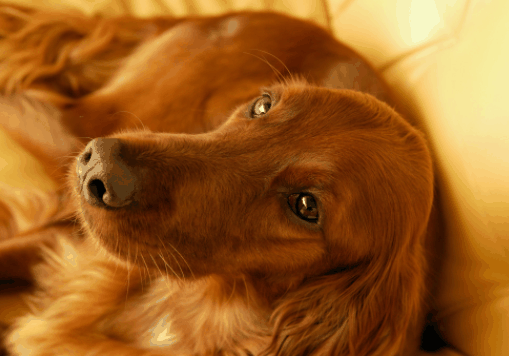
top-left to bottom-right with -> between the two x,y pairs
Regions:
78,193 -> 159,239
76,201 -> 182,277
88,226 -> 197,279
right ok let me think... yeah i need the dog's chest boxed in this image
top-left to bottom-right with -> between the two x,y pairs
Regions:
108,277 -> 270,355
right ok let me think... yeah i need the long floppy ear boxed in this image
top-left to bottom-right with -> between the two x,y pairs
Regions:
320,58 -> 394,108
265,243 -> 428,356
264,109 -> 435,355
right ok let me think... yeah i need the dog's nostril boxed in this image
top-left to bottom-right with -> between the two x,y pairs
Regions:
88,179 -> 107,202
82,150 -> 92,164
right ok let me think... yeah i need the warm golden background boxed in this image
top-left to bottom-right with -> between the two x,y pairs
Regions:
1,0 -> 508,355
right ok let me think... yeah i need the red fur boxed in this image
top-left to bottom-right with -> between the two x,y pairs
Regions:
0,5 -> 439,355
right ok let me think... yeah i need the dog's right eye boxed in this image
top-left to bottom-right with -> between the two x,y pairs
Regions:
288,193 -> 319,223
249,95 -> 272,118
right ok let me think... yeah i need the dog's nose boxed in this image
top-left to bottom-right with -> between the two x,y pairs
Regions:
76,138 -> 139,208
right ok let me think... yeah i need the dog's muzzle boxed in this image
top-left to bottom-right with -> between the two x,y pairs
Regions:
76,138 -> 140,208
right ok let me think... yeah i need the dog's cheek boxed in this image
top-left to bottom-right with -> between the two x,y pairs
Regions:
228,198 -> 325,271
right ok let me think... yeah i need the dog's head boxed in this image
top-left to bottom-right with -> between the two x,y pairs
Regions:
71,80 -> 434,354
72,80 -> 432,277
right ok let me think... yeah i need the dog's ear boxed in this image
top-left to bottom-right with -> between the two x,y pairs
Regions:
265,241 -> 428,356
263,103 -> 435,355
320,59 -> 394,106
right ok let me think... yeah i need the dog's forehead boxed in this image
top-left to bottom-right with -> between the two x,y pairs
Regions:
252,84 -> 409,177
272,83 -> 384,128
255,85 -> 383,153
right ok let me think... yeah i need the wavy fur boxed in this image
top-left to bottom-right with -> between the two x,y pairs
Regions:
0,6 -> 438,356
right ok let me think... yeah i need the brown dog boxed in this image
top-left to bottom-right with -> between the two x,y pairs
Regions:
0,5 -> 441,356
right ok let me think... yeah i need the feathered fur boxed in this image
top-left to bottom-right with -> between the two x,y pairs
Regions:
0,5 -> 439,356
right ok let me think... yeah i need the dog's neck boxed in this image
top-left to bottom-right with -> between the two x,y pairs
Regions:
105,273 -> 274,354
69,239 -> 312,354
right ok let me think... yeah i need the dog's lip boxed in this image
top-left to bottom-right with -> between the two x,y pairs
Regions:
80,194 -> 129,211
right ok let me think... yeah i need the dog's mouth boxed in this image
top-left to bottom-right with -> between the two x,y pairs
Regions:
72,136 -> 181,270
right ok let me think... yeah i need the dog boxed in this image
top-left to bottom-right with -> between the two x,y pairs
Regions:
0,5 -> 442,356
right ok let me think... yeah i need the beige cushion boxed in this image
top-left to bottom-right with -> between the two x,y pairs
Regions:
2,0 -> 508,354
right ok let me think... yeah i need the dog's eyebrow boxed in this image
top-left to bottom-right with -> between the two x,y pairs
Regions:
271,157 -> 335,190
292,158 -> 334,173
260,87 -> 277,98
286,154 -> 334,170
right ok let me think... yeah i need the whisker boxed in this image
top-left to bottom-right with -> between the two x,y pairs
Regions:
158,250 -> 178,286
157,246 -> 182,282
111,111 -> 147,132
252,49 -> 293,84
226,278 -> 237,304
241,276 -> 251,312
112,229 -> 121,276
133,243 -> 145,289
168,242 -> 194,279
158,250 -> 174,278
150,253 -> 165,281
125,238 -> 132,306
139,252 -> 152,285
243,51 -> 285,84
155,234 -> 186,279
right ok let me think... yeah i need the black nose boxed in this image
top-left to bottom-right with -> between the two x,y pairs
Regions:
76,138 -> 139,208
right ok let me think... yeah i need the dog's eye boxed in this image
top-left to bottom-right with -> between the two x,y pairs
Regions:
250,95 -> 272,118
288,193 -> 319,222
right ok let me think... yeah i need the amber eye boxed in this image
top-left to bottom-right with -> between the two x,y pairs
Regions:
288,193 -> 319,222
250,95 -> 272,118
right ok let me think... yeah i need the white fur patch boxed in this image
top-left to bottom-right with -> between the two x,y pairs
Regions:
150,315 -> 177,347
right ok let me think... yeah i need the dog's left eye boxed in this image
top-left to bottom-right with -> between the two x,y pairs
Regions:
250,95 -> 272,118
288,193 -> 319,222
